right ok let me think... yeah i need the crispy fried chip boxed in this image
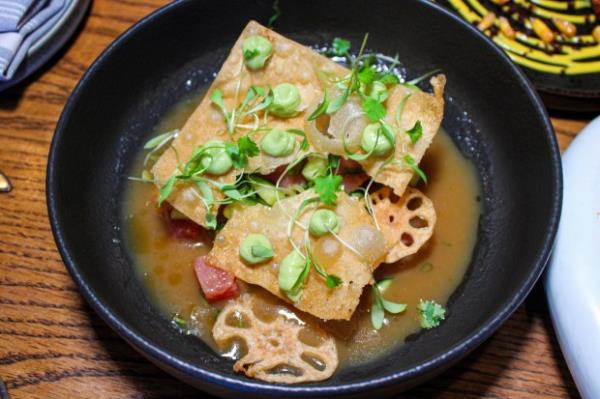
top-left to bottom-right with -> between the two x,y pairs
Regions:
212,294 -> 338,383
359,75 -> 446,197
152,21 -> 346,227
206,190 -> 387,320
370,186 -> 436,264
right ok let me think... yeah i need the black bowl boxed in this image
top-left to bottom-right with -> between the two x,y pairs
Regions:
47,0 -> 562,397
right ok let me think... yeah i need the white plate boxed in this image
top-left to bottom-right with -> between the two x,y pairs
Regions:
545,115 -> 600,399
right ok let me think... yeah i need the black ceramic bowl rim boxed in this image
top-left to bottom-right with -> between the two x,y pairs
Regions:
47,0 -> 562,396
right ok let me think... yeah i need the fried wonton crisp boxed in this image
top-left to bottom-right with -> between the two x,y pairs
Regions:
152,21 -> 346,227
206,190 -> 387,320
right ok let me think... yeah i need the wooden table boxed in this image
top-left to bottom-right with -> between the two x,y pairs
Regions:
0,1 -> 591,397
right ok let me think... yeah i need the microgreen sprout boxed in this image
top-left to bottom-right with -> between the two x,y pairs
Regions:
371,278 -> 406,330
210,85 -> 274,136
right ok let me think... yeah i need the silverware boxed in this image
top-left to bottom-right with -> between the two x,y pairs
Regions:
0,171 -> 12,193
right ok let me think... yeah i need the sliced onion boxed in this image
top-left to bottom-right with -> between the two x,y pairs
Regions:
305,93 -> 368,155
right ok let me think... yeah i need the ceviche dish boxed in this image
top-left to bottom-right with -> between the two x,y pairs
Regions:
123,21 -> 481,384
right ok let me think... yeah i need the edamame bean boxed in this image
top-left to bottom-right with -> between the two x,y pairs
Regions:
199,140 -> 233,175
260,129 -> 296,157
309,209 -> 339,237
242,35 -> 273,70
301,156 -> 328,181
360,123 -> 393,157
239,234 -> 274,265
278,250 -> 306,291
250,176 -> 279,206
269,83 -> 301,117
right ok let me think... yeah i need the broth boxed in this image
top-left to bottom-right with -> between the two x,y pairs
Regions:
122,90 -> 481,368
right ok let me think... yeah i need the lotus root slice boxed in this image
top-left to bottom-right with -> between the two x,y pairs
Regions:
212,294 -> 339,383
370,187 -> 436,264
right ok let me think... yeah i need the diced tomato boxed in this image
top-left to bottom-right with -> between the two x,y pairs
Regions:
279,173 -> 306,188
161,204 -> 214,242
193,257 -> 240,302
263,165 -> 286,184
343,173 -> 368,193
339,158 -> 363,175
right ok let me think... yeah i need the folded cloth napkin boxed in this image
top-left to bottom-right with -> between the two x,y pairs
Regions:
0,0 -> 69,81
0,0 -> 44,32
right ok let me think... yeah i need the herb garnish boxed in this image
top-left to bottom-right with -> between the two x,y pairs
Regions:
314,174 -> 342,205
371,278 -> 407,330
210,86 -> 273,135
417,299 -> 446,329
171,314 -> 187,329
405,121 -> 423,144
403,154 -> 427,184
331,37 -> 351,57
225,135 -> 260,169
267,0 -> 281,28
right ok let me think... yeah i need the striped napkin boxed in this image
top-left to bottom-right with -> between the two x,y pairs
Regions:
0,0 -> 69,81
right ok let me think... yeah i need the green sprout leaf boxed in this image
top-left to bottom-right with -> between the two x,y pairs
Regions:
403,154 -> 427,184
327,89 -> 349,114
378,73 -> 400,85
362,97 -> 386,122
358,65 -> 377,86
158,175 -> 177,206
171,314 -> 187,329
381,299 -> 407,314
370,278 -> 406,330
325,274 -> 342,288
376,277 -> 393,292
308,91 -> 329,121
406,120 -> 423,144
314,174 -> 342,205
371,299 -> 385,330
144,130 -> 177,150
331,37 -> 351,56
417,299 -> 446,329
205,212 -> 217,230
267,0 -> 281,28
286,129 -> 310,152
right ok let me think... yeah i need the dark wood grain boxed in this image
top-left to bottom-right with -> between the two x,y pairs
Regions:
0,1 -> 589,397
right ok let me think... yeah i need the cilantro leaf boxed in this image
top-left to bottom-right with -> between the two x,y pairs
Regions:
226,136 -> 259,169
362,97 -> 386,122
406,120 -> 423,144
404,154 -> 427,184
358,65 -> 377,86
378,73 -> 400,85
331,37 -> 351,56
325,274 -> 342,288
314,174 -> 342,205
417,299 -> 446,329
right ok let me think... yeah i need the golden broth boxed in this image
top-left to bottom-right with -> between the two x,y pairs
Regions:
122,91 -> 481,367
